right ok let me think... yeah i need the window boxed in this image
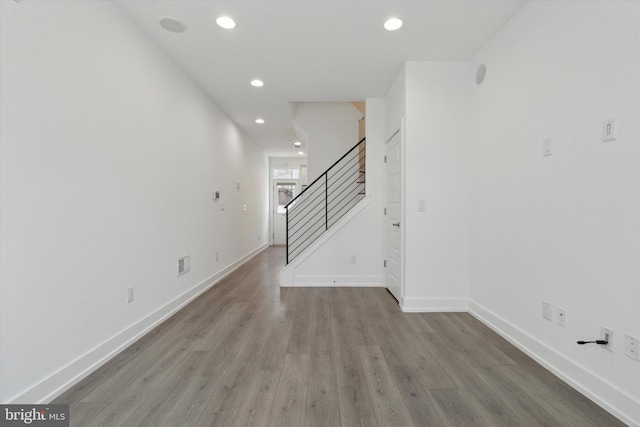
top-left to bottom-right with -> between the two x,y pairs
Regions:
273,168 -> 300,179
276,183 -> 296,213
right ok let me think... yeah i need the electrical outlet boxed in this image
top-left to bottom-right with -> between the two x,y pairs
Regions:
557,307 -> 566,327
601,327 -> 614,351
127,287 -> 134,304
542,301 -> 552,320
177,255 -> 190,276
624,334 -> 640,361
215,252 -> 219,261
350,255 -> 357,264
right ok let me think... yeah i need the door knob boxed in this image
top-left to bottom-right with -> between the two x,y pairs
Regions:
392,222 -> 400,227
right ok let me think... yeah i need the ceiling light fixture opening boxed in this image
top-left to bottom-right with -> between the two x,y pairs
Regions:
384,17 -> 403,31
251,79 -> 264,87
298,151 -> 305,155
216,16 -> 236,29
293,141 -> 302,148
159,17 -> 186,33
255,118 -> 265,124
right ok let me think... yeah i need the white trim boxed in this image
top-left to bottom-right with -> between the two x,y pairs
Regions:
292,275 -> 383,287
468,300 -> 640,427
10,244 -> 269,405
400,297 -> 468,312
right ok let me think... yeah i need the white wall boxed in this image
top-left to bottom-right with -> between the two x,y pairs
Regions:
281,99 -> 385,286
384,65 -> 406,140
0,0 -> 268,403
468,1 -> 640,424
384,62 -> 470,311
403,62 -> 470,310
293,102 -> 363,182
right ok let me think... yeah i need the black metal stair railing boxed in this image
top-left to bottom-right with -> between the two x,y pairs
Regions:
285,138 -> 366,264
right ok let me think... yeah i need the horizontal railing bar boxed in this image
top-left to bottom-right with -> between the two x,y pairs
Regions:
289,206 -> 325,238
328,189 -> 360,214
284,137 -> 365,209
286,184 -> 325,215
328,187 -> 364,221
287,193 -> 325,220
328,168 -> 361,195
288,197 -> 324,226
288,221 -> 326,254
289,222 -> 324,251
327,167 -> 359,195
326,149 -> 363,182
290,183 -> 361,237
328,178 -> 362,207
328,189 -> 363,220
326,148 -> 361,181
327,153 -> 366,191
288,195 -> 325,229
286,137 -> 366,264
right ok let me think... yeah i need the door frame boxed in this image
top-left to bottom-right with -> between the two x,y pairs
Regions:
268,159 -> 306,246
383,120 -> 405,303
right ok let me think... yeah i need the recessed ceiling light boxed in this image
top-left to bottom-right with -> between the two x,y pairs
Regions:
159,17 -> 186,33
216,16 -> 236,29
298,151 -> 305,155
255,118 -> 265,124
293,141 -> 302,148
384,17 -> 403,31
250,79 -> 264,87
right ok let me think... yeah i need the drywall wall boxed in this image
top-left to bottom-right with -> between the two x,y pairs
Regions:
403,62 -> 470,311
281,99 -> 384,286
293,102 -> 363,182
384,65 -> 406,141
383,62 -> 470,311
468,1 -> 640,424
0,0 -> 268,403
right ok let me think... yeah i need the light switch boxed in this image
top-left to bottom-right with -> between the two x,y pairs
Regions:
602,118 -> 617,142
418,200 -> 426,212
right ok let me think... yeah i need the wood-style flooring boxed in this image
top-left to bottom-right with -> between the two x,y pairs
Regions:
53,247 -> 624,426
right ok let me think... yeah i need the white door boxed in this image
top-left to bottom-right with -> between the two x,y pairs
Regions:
385,130 -> 403,301
273,181 -> 297,245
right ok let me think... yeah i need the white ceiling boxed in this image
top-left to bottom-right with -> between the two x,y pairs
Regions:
119,0 -> 527,157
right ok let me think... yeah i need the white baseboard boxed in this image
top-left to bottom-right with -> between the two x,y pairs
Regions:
288,275 -> 383,287
468,300 -> 640,427
400,297 -> 468,312
10,244 -> 269,405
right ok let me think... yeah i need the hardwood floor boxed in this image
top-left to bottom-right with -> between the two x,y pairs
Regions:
53,247 -> 624,426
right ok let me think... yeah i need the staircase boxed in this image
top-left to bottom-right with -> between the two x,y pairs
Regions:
285,138 -> 366,264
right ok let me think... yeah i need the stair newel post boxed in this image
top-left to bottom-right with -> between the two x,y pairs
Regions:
285,207 -> 289,264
